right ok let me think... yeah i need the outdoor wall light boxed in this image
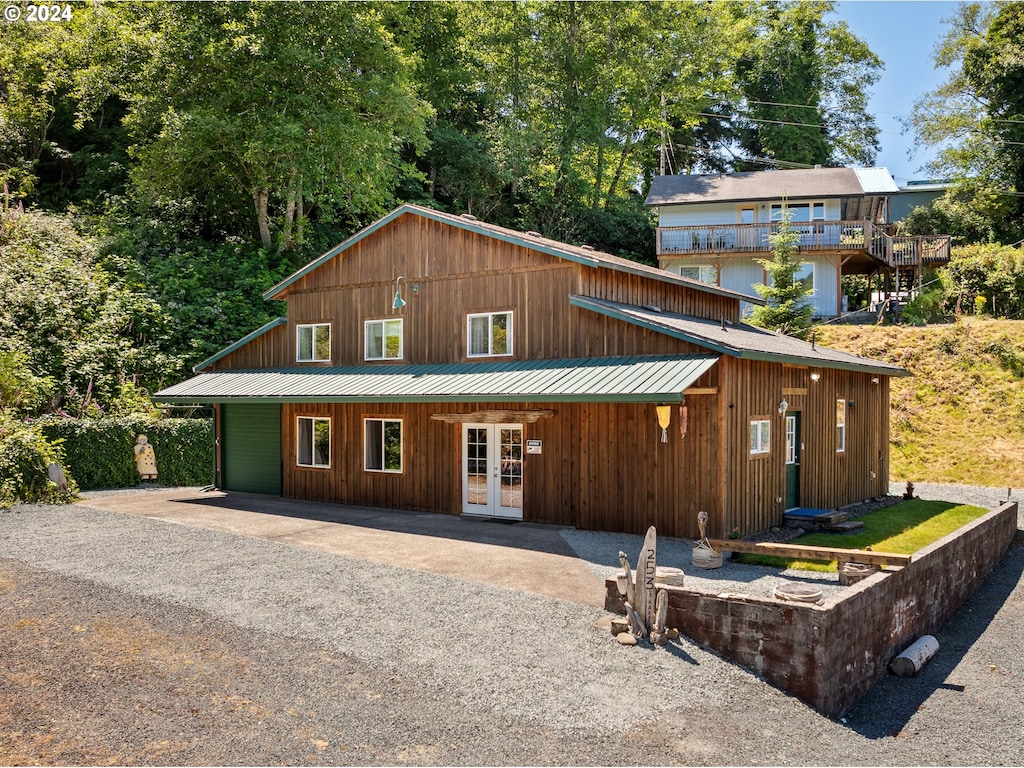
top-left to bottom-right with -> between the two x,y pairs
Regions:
656,404 -> 671,443
809,371 -> 821,382
392,276 -> 408,309
871,376 -> 880,384
778,399 -> 788,415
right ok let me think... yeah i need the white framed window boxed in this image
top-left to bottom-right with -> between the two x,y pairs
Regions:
771,201 -> 826,222
365,318 -> 403,360
678,264 -> 719,285
297,416 -> 331,468
767,262 -> 815,294
467,311 -> 512,357
296,323 -> 331,362
836,399 -> 847,453
365,417 -> 402,473
749,419 -> 771,455
795,262 -> 815,294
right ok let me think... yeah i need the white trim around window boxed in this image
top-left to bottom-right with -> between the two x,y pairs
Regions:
467,311 -> 513,357
364,318 -> 404,361
364,417 -> 403,473
749,418 -> 771,455
296,323 -> 331,363
836,399 -> 847,453
296,416 -> 331,468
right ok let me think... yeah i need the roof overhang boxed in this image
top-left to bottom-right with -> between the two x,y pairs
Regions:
570,295 -> 908,378
194,317 -> 286,372
154,355 -> 720,405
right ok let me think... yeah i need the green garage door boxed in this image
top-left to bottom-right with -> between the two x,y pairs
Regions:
221,403 -> 282,495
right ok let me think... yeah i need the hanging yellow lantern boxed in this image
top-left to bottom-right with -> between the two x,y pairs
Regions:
656,404 -> 671,443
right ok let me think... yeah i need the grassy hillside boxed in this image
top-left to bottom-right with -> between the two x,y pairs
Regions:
815,318 -> 1024,487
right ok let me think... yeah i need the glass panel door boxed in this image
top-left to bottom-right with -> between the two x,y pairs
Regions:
464,426 -> 489,509
462,424 -> 524,519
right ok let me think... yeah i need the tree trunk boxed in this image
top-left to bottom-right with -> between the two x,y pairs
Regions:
281,168 -> 298,253
254,186 -> 271,249
604,135 -> 633,208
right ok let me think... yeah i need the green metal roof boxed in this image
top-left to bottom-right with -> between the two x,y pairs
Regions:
154,355 -> 719,405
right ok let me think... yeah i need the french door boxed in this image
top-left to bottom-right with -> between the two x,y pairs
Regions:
462,424 -> 524,519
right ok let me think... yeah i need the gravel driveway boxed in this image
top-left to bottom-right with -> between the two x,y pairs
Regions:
1,484 -> 1021,765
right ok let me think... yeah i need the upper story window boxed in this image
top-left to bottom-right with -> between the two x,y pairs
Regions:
297,323 -> 331,363
467,311 -> 512,357
365,318 -> 403,361
678,264 -> 718,285
771,202 -> 826,222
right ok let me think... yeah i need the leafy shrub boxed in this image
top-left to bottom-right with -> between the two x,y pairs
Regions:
901,286 -> 947,326
40,417 -> 213,490
984,339 -> 1024,378
0,417 -> 78,508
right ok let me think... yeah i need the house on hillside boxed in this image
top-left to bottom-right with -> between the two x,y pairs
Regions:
645,167 -> 953,318
155,204 -> 906,539
891,179 -> 954,222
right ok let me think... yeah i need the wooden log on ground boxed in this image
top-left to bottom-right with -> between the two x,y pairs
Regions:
890,635 -> 939,677
705,539 -> 911,567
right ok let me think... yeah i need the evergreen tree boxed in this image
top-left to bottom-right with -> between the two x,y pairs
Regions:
748,206 -> 815,338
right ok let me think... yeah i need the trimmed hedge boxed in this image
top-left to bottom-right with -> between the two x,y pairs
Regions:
41,417 -> 214,490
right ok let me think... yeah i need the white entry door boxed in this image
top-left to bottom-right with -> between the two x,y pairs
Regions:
462,424 -> 524,519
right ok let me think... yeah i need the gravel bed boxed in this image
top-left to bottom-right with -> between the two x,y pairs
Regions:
561,528 -> 845,600
1,484 -> 1021,765
562,482 -> 1021,602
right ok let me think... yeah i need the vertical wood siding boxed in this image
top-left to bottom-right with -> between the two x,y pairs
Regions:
207,323 -> 291,371
275,213 -> 736,365
720,359 -> 892,536
205,210 -> 896,538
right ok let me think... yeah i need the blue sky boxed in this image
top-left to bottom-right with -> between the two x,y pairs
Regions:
832,1 -> 961,184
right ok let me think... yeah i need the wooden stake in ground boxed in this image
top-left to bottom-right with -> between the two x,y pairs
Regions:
650,589 -> 669,646
624,602 -> 647,638
635,526 -> 657,630
617,551 -> 637,608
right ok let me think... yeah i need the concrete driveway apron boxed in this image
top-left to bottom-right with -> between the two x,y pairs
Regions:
79,488 -> 608,608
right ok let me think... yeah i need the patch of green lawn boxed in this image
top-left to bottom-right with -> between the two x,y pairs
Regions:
736,499 -> 988,572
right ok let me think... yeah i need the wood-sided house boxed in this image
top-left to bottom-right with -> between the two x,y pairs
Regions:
646,166 -> 952,318
154,204 -> 906,539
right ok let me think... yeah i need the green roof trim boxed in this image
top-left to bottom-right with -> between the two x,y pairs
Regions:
154,354 -> 720,405
570,295 -> 908,377
194,317 -> 287,372
263,203 -> 757,304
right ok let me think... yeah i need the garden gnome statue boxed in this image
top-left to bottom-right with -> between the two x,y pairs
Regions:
134,434 -> 158,483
